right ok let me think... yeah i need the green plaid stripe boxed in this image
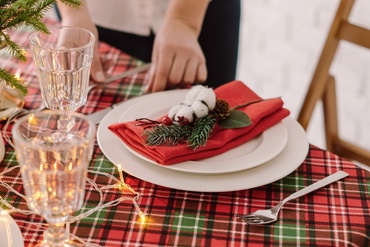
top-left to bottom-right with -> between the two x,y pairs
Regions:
1,23 -> 369,247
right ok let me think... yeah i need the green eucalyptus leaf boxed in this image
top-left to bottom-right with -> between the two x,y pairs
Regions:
218,110 -> 252,129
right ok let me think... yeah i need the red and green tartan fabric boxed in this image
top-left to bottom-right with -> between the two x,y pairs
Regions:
0,23 -> 369,247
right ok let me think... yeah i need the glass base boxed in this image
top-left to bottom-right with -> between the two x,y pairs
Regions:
37,222 -> 83,247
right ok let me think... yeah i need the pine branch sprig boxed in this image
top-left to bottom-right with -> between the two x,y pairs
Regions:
0,0 -> 81,95
0,1 -> 15,8
0,68 -> 27,94
143,115 -> 217,151
1,1 -> 52,32
1,32 -> 27,62
144,124 -> 192,147
59,0 -> 81,7
187,115 -> 216,150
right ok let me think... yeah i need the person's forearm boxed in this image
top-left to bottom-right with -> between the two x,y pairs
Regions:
164,0 -> 209,36
57,0 -> 91,21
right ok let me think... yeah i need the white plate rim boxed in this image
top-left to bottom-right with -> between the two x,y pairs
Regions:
97,91 -> 309,192
117,90 -> 288,174
0,208 -> 24,247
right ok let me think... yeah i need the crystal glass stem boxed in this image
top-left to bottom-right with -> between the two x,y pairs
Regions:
56,111 -> 75,135
43,222 -> 69,246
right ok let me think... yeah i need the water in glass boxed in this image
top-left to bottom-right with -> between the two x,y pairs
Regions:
30,26 -> 95,112
12,111 -> 95,247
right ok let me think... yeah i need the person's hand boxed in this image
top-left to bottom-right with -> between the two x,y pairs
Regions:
146,20 -> 207,93
61,15 -> 113,82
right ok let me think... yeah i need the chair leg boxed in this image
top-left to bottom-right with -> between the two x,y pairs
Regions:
322,75 -> 339,153
322,75 -> 370,165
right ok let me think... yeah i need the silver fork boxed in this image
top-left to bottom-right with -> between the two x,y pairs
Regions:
235,170 -> 349,224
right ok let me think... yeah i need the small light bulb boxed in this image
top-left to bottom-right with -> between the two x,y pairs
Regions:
14,69 -> 21,80
117,164 -> 125,182
138,212 -> 146,223
28,114 -> 37,125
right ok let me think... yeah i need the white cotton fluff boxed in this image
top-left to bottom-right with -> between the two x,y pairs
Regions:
191,101 -> 209,118
167,85 -> 217,123
183,85 -> 204,105
195,87 -> 216,110
168,105 -> 183,119
174,106 -> 194,123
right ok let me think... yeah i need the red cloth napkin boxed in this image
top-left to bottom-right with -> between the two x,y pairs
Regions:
108,81 -> 290,165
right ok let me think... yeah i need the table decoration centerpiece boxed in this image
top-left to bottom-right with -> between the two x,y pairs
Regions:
109,81 -> 290,165
135,84 -> 254,150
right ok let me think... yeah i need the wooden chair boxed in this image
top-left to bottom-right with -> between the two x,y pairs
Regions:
298,0 -> 370,165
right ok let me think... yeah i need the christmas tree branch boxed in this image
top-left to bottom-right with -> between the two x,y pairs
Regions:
1,32 -> 26,61
0,68 -> 27,94
0,0 -> 81,95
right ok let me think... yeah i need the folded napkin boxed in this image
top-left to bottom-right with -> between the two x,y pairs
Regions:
108,80 -> 290,165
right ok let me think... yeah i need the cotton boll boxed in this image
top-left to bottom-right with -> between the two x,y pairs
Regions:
196,87 -> 216,110
174,106 -> 194,123
191,100 -> 209,118
167,85 -> 216,123
168,105 -> 183,119
184,85 -> 204,105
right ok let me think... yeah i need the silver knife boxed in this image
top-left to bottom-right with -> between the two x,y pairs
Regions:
87,64 -> 151,124
87,103 -> 122,124
104,63 -> 151,83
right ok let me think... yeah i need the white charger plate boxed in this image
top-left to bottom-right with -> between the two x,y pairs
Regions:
0,209 -> 24,247
118,90 -> 288,174
97,91 -> 309,192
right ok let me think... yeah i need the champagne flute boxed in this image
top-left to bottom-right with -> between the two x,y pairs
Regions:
29,26 -> 95,132
12,111 -> 96,247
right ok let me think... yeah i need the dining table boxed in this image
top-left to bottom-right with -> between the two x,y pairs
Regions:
0,22 -> 369,247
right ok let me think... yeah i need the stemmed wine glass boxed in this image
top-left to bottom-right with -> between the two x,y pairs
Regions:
12,111 -> 96,247
29,26 -> 95,132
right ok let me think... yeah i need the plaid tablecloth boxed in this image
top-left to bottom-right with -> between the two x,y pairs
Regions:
0,25 -> 369,247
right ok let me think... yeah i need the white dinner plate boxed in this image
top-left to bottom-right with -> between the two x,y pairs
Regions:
97,91 -> 309,192
0,209 -> 24,247
118,90 -> 288,174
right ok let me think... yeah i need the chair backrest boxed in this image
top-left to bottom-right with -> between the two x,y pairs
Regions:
297,0 -> 370,165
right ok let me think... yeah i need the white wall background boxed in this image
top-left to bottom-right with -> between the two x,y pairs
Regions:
237,0 -> 370,155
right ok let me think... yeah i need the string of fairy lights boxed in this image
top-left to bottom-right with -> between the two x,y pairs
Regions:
0,109 -> 145,246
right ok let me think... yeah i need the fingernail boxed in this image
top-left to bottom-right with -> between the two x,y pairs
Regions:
96,71 -> 105,81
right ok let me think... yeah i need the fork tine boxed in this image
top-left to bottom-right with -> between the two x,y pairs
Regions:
238,216 -> 266,224
235,213 -> 275,224
235,214 -> 259,220
235,214 -> 264,223
243,219 -> 265,225
243,219 -> 265,224
235,214 -> 250,219
235,214 -> 254,219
